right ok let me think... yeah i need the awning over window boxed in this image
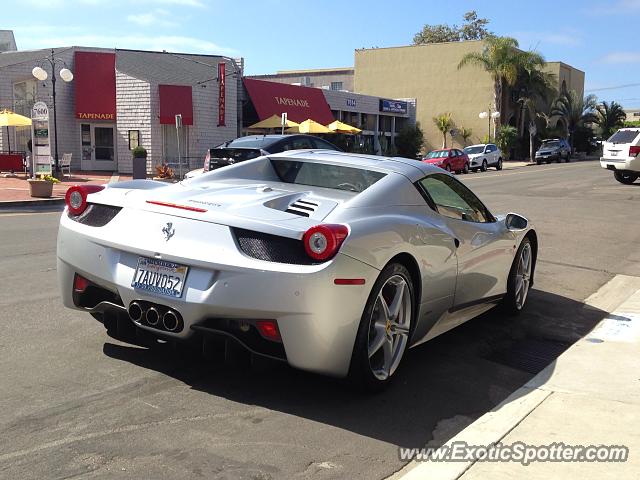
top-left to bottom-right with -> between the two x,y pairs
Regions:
243,78 -> 334,125
159,85 -> 193,125
74,51 -> 116,121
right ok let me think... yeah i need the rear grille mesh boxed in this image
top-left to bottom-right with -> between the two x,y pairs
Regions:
69,204 -> 122,227
233,228 -> 316,265
285,199 -> 319,217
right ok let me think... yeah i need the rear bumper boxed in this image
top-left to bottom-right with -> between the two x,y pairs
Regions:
535,153 -> 560,161
600,156 -> 640,171
57,214 -> 380,377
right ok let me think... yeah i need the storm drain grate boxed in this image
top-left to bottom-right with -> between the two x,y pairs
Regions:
486,338 -> 571,374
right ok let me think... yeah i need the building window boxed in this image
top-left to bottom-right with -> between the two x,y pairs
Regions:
12,80 -> 37,153
330,82 -> 343,91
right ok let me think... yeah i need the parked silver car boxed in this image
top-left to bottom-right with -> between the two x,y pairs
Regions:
57,150 -> 537,390
463,144 -> 503,171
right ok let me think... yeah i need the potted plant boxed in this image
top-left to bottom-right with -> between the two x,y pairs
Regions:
28,174 -> 60,198
153,163 -> 175,183
132,146 -> 147,180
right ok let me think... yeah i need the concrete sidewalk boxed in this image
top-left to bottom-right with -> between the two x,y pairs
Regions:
0,172 -> 131,207
395,274 -> 640,479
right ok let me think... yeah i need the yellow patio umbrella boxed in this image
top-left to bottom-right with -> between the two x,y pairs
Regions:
248,114 -> 300,129
327,120 -> 362,134
286,119 -> 332,134
0,109 -> 32,153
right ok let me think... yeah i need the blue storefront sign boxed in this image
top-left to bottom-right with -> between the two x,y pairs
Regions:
379,99 -> 408,114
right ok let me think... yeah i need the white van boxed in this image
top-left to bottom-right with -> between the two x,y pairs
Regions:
600,128 -> 640,184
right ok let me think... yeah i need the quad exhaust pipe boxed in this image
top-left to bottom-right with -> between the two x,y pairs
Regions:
128,301 -> 183,332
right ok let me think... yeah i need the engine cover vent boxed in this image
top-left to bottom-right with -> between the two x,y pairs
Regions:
285,199 -> 319,217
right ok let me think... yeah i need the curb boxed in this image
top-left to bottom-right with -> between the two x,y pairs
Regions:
0,198 -> 65,208
391,275 -> 640,480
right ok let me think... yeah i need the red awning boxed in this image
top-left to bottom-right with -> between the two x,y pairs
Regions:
159,85 -> 193,125
75,51 -> 116,121
243,78 -> 334,125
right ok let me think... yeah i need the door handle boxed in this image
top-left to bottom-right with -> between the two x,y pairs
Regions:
453,238 -> 460,248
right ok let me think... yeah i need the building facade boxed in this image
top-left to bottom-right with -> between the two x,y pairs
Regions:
242,78 -> 415,154
354,41 -> 585,153
0,46 -> 241,173
248,67 -> 355,92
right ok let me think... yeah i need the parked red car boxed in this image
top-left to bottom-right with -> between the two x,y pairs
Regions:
422,148 -> 470,174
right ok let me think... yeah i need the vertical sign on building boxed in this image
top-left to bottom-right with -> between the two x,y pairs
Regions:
31,101 -> 51,175
218,62 -> 226,127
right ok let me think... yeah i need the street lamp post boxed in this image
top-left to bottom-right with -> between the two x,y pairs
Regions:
32,49 -> 73,175
479,108 -> 501,142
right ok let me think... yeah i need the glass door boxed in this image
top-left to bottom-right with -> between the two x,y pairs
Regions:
80,124 -> 117,171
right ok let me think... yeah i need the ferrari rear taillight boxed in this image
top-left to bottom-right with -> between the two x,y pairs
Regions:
303,224 -> 349,261
629,146 -> 640,157
65,185 -> 105,216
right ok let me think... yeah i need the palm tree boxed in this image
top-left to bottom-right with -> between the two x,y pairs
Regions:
458,36 -> 537,134
516,57 -> 557,161
595,101 -> 626,140
459,127 -> 473,146
550,90 -> 597,150
433,113 -> 454,148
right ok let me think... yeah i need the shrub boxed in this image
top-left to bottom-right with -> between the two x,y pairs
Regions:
395,122 -> 424,159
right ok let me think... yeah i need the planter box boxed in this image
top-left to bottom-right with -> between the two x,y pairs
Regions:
28,179 -> 54,198
152,177 -> 176,183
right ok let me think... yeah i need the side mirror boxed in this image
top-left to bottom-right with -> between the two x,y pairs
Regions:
505,213 -> 528,231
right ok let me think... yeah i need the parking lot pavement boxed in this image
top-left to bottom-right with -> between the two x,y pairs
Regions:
1,161 -> 638,479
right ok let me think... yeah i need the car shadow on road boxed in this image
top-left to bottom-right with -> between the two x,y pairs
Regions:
103,288 -> 606,448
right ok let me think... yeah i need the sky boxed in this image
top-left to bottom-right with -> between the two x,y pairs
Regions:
3,0 -> 640,108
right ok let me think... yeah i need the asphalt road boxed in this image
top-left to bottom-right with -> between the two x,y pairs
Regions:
1,160 -> 639,480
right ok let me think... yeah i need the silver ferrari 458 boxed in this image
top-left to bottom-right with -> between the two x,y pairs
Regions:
58,150 -> 537,389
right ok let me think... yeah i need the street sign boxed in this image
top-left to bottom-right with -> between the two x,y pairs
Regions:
31,101 -> 51,176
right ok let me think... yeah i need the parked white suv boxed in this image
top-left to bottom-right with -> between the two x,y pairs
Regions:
600,128 -> 640,184
463,143 -> 503,172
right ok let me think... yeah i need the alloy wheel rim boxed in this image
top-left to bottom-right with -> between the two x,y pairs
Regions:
367,275 -> 412,381
514,243 -> 532,310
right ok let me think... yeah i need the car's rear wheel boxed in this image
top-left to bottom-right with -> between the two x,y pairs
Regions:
614,171 -> 639,184
349,263 -> 414,391
536,159 -> 542,165
496,158 -> 503,170
501,238 -> 534,315
481,159 -> 488,172
445,164 -> 452,172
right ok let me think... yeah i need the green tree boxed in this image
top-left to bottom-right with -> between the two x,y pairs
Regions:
495,125 -> 518,157
395,122 -> 424,159
550,90 -> 598,150
459,126 -> 473,146
516,53 -> 557,160
413,10 -> 490,44
458,36 -> 527,135
433,113 -> 454,148
595,101 -> 626,140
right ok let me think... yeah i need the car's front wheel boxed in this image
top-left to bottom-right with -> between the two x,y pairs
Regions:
481,159 -> 488,172
614,171 -> 639,184
463,162 -> 469,174
496,158 -> 503,170
501,238 -> 534,315
349,263 -> 414,391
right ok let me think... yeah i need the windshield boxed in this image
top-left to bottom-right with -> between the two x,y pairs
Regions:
541,141 -> 560,149
607,130 -> 640,144
270,160 -> 385,193
425,150 -> 450,159
463,146 -> 484,154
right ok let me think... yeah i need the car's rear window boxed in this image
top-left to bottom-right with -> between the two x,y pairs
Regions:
607,130 -> 640,144
541,141 -> 560,148
210,148 -> 262,162
270,160 -> 385,193
221,137 -> 273,149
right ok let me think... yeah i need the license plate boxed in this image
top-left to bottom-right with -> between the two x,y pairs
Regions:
131,257 -> 188,298
610,151 -> 618,156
